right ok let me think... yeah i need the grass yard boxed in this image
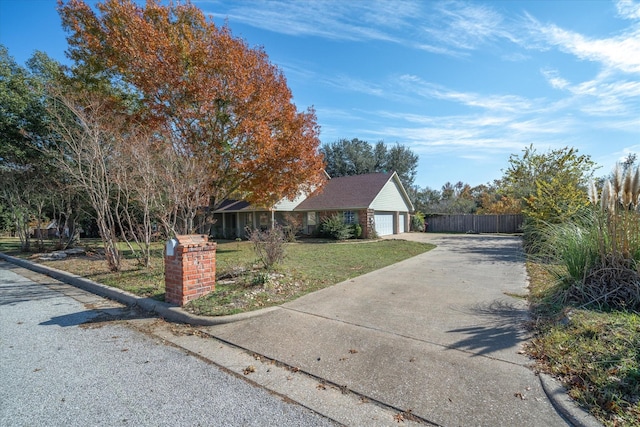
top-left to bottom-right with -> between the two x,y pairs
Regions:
526,262 -> 640,427
0,237 -> 434,316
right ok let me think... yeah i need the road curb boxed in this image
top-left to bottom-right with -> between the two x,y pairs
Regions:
0,252 -> 277,326
539,373 -> 603,427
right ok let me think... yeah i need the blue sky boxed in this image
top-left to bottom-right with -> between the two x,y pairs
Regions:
1,1 -> 639,189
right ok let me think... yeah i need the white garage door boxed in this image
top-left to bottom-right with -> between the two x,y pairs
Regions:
399,213 -> 406,233
375,213 -> 394,236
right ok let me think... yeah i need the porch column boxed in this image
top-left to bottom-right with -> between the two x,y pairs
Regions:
222,214 -> 226,238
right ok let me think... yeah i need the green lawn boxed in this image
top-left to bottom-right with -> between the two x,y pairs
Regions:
0,236 -> 434,316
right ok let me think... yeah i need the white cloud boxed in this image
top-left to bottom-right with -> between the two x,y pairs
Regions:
531,19 -> 640,74
607,116 -> 640,132
540,70 -> 640,117
362,110 -> 570,156
541,68 -> 570,90
202,0 -> 517,55
197,0 -> 640,181
320,75 -> 387,98
501,52 -> 530,62
441,90 -> 532,112
414,43 -> 462,56
398,74 -> 532,112
421,1 -> 518,50
507,117 -> 575,134
616,0 -> 640,19
314,68 -> 636,164
202,1 -> 417,42
574,78 -> 640,99
315,107 -> 364,122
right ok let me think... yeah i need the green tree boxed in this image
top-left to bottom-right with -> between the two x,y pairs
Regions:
621,153 -> 637,173
373,141 -> 387,171
474,181 -> 521,214
412,182 -> 478,214
501,145 -> 597,223
0,45 -> 49,167
0,202 -> 10,233
411,186 -> 441,213
0,46 -> 76,250
441,182 -> 455,200
385,143 -> 418,190
321,138 -> 419,189
320,138 -> 376,177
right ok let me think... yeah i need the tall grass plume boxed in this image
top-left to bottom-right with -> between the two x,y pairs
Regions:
535,165 -> 640,311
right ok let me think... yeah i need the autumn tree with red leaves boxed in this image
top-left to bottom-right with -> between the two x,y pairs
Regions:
59,0 -> 325,211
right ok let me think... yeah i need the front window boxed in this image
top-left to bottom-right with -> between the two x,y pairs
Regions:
343,211 -> 356,224
307,211 -> 317,226
259,213 -> 269,227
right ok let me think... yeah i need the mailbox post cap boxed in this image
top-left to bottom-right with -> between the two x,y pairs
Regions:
175,235 -> 208,246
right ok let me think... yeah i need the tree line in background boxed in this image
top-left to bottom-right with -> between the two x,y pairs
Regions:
412,145 -> 598,223
0,0 -> 324,271
321,139 -> 601,226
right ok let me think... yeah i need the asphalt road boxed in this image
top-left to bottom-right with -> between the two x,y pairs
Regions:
0,261 -> 337,427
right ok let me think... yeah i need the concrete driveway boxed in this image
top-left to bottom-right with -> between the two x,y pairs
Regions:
205,233 -> 570,426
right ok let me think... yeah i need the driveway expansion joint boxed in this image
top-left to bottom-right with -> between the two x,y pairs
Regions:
280,305 -> 530,368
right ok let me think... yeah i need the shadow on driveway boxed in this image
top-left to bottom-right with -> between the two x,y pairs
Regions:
437,234 -> 526,264
447,298 -> 530,357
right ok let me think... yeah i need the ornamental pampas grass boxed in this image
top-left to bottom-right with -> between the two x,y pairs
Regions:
612,163 -> 624,199
632,167 -> 640,208
588,180 -> 599,206
600,180 -> 614,213
622,171 -> 633,208
535,165 -> 640,311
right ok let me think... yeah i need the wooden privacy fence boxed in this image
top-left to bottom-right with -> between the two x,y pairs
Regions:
425,214 -> 523,234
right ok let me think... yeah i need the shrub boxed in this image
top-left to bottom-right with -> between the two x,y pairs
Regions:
282,213 -> 303,242
250,271 -> 271,286
246,226 -> 286,269
369,227 -> 379,239
352,223 -> 362,239
320,214 -> 353,240
411,212 -> 425,232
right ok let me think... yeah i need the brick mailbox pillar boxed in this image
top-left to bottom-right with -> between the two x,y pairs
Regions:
164,235 -> 216,306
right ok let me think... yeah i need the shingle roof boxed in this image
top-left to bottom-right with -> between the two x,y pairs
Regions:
215,199 -> 252,212
295,172 -> 393,211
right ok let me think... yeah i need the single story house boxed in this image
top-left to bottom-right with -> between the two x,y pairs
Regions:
210,191 -> 308,239
211,172 -> 414,239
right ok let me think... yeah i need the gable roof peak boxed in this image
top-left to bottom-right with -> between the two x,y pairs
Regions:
295,172 -> 397,211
